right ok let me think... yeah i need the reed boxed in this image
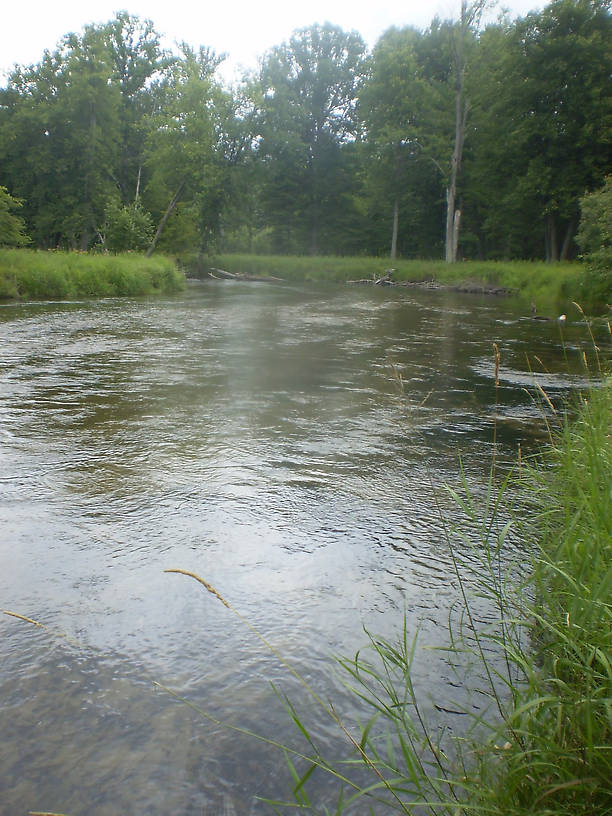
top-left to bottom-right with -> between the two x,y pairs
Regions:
0,248 -> 185,301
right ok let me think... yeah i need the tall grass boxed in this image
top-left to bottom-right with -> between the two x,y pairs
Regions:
201,254 -> 587,314
0,248 -> 185,301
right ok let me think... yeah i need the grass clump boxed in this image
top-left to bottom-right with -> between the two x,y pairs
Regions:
441,377 -> 612,816
0,248 -> 185,301
363,380 -> 612,815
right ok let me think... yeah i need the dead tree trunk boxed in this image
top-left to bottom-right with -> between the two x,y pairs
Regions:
545,214 -> 559,263
445,30 -> 468,263
146,182 -> 185,258
135,165 -> 142,203
444,0 -> 485,264
560,216 -> 576,261
390,196 -> 399,260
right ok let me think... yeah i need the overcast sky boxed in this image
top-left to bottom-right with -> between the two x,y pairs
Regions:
1,0 -> 545,83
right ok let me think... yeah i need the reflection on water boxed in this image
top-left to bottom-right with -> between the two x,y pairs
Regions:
0,282 -> 606,813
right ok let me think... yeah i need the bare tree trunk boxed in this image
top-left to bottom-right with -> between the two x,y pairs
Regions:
545,214 -> 559,262
560,217 -> 576,261
452,207 -> 462,261
445,6 -> 468,263
445,97 -> 468,263
146,182 -> 185,258
390,196 -> 399,260
445,0 -> 485,263
135,165 -> 142,203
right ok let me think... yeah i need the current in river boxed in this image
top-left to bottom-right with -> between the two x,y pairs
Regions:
0,280 -> 604,814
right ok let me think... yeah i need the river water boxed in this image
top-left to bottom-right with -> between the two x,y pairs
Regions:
0,281 -> 604,815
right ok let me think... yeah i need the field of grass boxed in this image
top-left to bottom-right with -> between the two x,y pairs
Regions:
0,249 -> 185,301
201,254 -> 596,314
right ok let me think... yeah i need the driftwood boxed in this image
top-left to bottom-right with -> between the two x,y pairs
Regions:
397,279 -> 515,295
347,269 -> 395,286
208,267 -> 285,283
345,274 -> 516,296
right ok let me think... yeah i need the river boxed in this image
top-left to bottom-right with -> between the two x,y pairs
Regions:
0,280 -> 603,815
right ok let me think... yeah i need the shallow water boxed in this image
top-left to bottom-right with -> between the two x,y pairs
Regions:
0,281 -> 605,814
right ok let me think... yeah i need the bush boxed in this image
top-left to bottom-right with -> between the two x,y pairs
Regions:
576,178 -> 612,311
0,186 -> 30,247
102,201 -> 154,253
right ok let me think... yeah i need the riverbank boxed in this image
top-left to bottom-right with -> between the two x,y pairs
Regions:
0,249 -> 185,301
197,254 -> 599,314
272,374 -> 612,814
469,376 -> 612,814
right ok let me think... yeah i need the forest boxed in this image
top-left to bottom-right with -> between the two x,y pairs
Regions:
0,0 -> 610,264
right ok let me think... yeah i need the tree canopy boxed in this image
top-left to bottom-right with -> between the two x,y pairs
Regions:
0,2 -> 610,261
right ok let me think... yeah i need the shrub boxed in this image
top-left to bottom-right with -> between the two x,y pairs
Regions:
0,186 -> 30,247
576,178 -> 612,312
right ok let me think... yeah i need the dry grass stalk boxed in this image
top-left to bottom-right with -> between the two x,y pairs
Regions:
3,610 -> 44,627
164,568 -> 230,608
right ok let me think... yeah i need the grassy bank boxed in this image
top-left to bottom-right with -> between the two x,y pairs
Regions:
0,248 -> 185,301
201,254 -> 595,314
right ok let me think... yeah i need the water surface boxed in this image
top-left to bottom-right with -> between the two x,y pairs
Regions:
0,281 -> 603,814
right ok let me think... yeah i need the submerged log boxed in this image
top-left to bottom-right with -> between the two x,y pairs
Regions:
347,268 -> 396,285
208,267 -> 285,283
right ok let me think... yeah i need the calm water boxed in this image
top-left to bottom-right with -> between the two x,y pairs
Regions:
0,281 -> 604,815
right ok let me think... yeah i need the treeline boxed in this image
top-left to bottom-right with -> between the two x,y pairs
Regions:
0,0 -> 610,262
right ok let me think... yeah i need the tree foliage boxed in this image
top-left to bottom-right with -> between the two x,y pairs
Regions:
0,2 -> 610,262
102,200 -> 153,252
251,23 -> 367,254
575,176 -> 612,309
0,186 -> 29,246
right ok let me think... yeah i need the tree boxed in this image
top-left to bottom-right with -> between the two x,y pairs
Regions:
575,176 -> 612,309
577,176 -> 612,255
467,0 -> 612,261
102,200 -> 153,252
254,23 -> 367,254
102,12 -> 169,204
0,13 -> 170,249
0,186 -> 29,246
359,27 -> 445,259
0,24 -> 122,248
143,45 -> 228,255
443,1 -> 488,262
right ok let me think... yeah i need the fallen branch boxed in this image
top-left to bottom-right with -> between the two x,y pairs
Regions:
208,267 -> 285,283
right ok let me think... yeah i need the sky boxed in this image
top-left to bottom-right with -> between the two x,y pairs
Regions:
1,0 -> 545,84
